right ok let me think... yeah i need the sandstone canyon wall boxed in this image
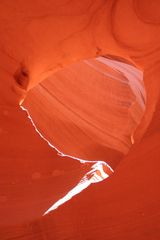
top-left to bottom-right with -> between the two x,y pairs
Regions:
0,1 -> 160,239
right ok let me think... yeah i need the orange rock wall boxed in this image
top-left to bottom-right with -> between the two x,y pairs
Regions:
0,0 -> 160,239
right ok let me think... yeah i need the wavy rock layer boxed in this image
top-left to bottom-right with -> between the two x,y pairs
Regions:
0,0 -> 160,240
23,57 -> 145,165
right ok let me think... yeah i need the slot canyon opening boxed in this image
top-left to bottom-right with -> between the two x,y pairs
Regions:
20,56 -> 146,214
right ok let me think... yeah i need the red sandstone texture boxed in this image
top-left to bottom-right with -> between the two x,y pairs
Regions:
0,1 -> 160,239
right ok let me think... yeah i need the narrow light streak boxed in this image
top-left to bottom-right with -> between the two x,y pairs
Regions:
43,162 -> 113,215
20,105 -> 114,215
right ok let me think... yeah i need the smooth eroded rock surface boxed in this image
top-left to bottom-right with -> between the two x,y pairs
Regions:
0,0 -> 160,239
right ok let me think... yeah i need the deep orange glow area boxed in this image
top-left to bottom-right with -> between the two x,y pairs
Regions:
0,1 -> 160,239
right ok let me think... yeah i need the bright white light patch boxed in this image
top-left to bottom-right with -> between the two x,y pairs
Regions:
43,162 -> 113,215
20,105 -> 114,216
